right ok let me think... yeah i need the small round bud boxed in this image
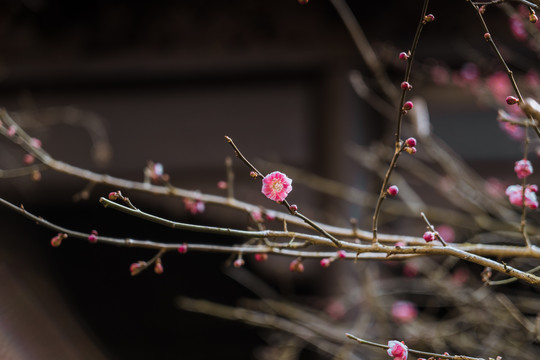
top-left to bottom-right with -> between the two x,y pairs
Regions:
289,259 -> 304,272
506,96 -> 519,105
479,5 -> 486,14
424,14 -> 435,22
289,204 -> 298,212
217,180 -> 228,189
404,146 -> 417,155
400,81 -> 412,91
23,154 -> 35,165
154,259 -> 164,274
336,250 -> 347,259
233,258 -> 245,268
320,258 -> 331,267
402,101 -> 414,111
387,185 -> 399,196
483,32 -> 491,41
50,233 -> 67,248
399,52 -> 409,61
178,243 -> 188,254
404,137 -> 417,147
249,171 -> 258,178
108,192 -> 119,201
423,231 -> 435,242
530,13 -> 538,24
130,261 -> 146,276
88,230 -> 98,243
254,253 -> 268,262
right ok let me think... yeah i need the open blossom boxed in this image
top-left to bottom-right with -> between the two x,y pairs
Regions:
262,171 -> 292,202
506,184 -> 539,209
514,159 -> 533,179
387,340 -> 408,360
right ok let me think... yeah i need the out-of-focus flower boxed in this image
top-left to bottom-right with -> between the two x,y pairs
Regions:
514,159 -> 533,179
391,301 -> 418,323
506,184 -> 539,209
184,198 -> 205,214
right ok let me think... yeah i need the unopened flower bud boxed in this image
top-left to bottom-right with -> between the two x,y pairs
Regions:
320,258 -> 331,267
254,253 -> 268,262
402,101 -> 414,111
233,258 -> 245,268
423,231 -> 436,242
405,146 -> 417,154
154,259 -> 164,274
424,14 -> 435,22
336,250 -> 347,259
530,13 -> 538,24
484,32 -> 491,40
250,171 -> 258,178
289,258 -> 304,272
130,261 -> 146,276
108,192 -> 119,201
506,96 -> 519,105
289,204 -> 298,212
88,230 -> 98,243
178,243 -> 188,254
387,185 -> 399,196
399,52 -> 409,61
405,137 -> 417,147
400,81 -> 412,91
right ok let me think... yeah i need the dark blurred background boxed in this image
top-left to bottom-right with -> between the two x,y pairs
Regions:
0,1 -> 537,359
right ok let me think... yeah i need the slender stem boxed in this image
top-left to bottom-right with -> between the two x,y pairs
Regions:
346,333 -> 487,360
421,211 -> 448,246
467,0 -> 540,138
371,0 -> 430,243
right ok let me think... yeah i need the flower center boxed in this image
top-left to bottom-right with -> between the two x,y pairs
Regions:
271,179 -> 284,193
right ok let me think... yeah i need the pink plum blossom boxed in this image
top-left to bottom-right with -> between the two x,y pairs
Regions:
506,184 -> 539,209
387,340 -> 408,360
391,301 -> 418,323
514,159 -> 533,179
261,171 -> 292,202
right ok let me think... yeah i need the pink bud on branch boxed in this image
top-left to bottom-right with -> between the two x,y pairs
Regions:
387,185 -> 399,196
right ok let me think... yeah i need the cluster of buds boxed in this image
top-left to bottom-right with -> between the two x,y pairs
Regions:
505,184 -> 538,209
403,137 -> 417,154
506,159 -> 538,209
50,232 -> 68,247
